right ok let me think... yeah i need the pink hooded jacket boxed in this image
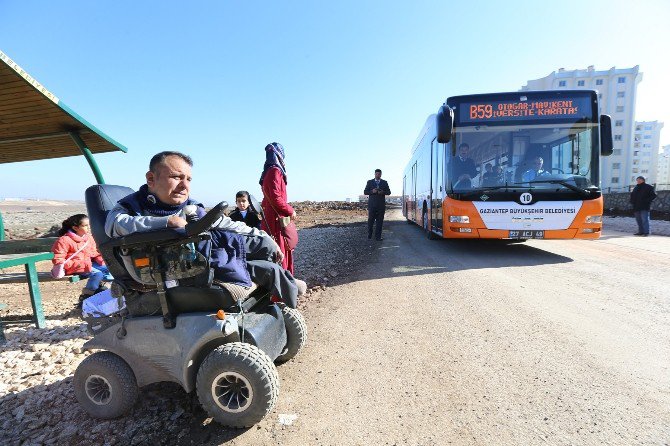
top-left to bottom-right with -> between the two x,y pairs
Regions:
51,231 -> 105,275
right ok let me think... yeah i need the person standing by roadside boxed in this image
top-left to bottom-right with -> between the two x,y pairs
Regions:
260,142 -> 297,274
630,175 -> 657,236
364,169 -> 391,240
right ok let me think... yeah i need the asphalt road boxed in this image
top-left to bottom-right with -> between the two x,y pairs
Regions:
221,210 -> 669,445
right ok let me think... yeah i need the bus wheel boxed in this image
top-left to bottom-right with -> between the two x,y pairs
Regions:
422,210 -> 437,240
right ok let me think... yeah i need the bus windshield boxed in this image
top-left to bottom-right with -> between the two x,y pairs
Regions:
449,122 -> 597,193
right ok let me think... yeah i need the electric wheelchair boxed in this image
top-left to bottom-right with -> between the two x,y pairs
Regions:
73,185 -> 306,428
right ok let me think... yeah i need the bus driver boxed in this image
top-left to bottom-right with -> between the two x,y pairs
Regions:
522,156 -> 548,182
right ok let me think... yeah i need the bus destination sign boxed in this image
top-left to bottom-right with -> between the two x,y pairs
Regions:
459,96 -> 592,124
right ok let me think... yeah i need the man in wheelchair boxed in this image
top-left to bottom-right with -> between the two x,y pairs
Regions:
96,151 -> 303,317
77,152 -> 309,426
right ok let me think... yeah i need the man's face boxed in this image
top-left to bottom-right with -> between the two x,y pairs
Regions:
146,155 -> 192,205
459,146 -> 469,158
636,178 -> 644,185
374,171 -> 382,180
236,196 -> 249,211
534,158 -> 543,170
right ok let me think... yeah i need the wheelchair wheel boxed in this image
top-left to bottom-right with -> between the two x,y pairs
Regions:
74,351 -> 139,419
275,303 -> 307,364
196,343 -> 279,428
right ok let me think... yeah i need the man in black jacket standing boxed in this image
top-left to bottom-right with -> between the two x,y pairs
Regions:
364,169 -> 391,240
630,175 -> 657,236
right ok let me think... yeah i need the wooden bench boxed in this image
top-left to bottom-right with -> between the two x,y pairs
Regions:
0,272 -> 81,284
0,238 -> 80,342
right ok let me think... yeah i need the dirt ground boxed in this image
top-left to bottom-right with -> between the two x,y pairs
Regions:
0,201 -> 381,446
2,204 -> 667,445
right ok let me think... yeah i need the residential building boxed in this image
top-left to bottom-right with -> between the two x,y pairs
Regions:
658,145 -> 670,189
521,65 -> 642,190
632,121 -> 664,185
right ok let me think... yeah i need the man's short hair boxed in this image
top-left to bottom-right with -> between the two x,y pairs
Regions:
149,151 -> 193,173
458,143 -> 469,150
236,190 -> 250,199
637,175 -> 646,181
375,169 -> 382,173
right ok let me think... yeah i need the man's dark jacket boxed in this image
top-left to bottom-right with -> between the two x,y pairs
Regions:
364,179 -> 391,209
450,156 -> 478,180
630,182 -> 657,211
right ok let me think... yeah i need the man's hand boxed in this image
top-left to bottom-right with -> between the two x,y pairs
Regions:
291,210 -> 297,221
274,247 -> 285,264
167,215 -> 187,228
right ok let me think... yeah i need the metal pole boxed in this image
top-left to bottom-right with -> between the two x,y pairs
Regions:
68,131 -> 105,184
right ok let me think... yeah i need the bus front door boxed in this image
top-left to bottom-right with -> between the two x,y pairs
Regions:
431,139 -> 443,234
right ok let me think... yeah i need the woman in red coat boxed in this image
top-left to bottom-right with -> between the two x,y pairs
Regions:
260,142 -> 297,274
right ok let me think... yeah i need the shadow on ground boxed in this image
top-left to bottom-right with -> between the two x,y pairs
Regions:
323,218 -> 574,289
0,378 -> 248,446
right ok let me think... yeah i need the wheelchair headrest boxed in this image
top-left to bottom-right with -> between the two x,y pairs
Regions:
85,184 -> 135,246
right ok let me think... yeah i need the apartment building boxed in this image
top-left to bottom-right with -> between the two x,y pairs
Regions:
631,121 -> 664,185
658,145 -> 670,188
521,66 -> 642,191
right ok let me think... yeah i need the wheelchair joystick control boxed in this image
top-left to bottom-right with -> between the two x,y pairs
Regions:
184,205 -> 199,222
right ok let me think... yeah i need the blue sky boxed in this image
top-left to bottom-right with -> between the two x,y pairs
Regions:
1,0 -> 668,204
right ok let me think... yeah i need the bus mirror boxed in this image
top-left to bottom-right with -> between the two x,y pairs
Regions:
600,114 -> 613,156
436,105 -> 453,143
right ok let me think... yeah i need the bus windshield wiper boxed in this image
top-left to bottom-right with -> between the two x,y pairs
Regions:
453,184 -> 533,193
476,185 -> 514,191
522,179 -> 592,197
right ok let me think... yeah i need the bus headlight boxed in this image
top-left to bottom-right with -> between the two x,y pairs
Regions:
449,216 -> 470,223
585,215 -> 602,223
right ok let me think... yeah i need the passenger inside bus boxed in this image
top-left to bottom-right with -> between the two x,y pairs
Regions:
450,143 -> 478,189
482,163 -> 500,187
494,165 -> 505,184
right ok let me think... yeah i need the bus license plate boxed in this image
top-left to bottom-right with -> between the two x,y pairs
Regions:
509,230 -> 544,239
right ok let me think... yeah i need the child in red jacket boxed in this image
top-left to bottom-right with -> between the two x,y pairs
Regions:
51,214 -> 112,296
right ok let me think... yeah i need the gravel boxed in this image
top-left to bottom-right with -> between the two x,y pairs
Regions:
0,213 -> 376,446
603,215 -> 670,236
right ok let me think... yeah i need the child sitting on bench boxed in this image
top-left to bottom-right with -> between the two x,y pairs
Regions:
51,214 -> 113,297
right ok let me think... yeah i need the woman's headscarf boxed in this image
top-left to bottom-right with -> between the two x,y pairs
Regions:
259,142 -> 287,185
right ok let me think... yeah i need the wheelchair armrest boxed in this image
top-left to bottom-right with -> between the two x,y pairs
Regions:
100,228 -> 187,250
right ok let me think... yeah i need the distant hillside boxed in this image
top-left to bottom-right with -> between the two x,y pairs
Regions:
0,199 -> 85,208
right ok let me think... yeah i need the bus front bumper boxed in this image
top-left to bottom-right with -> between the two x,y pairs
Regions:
444,227 -> 602,240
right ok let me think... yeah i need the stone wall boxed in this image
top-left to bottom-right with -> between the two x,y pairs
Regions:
603,189 -> 670,220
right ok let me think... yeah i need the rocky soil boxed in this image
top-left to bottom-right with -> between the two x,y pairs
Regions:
0,201 -> 380,446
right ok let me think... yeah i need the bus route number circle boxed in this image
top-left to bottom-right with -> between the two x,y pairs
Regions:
520,193 -> 533,205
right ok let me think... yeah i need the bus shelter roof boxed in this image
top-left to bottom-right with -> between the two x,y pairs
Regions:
0,50 -> 127,164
